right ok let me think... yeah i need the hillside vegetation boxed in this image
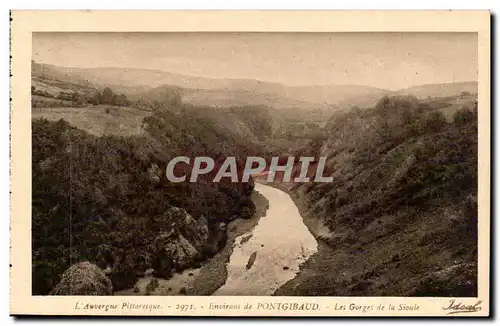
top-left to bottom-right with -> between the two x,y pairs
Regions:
276,95 -> 478,296
31,59 -> 479,297
32,104 -> 264,294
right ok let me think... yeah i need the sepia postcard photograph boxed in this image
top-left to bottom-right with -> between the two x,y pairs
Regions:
9,10 -> 490,317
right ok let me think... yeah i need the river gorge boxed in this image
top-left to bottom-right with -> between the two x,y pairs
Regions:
214,183 -> 318,295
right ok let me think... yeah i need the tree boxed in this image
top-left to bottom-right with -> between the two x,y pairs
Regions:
156,88 -> 182,108
101,87 -> 115,104
453,107 -> 476,125
425,111 -> 447,132
114,94 -> 130,107
89,88 -> 130,107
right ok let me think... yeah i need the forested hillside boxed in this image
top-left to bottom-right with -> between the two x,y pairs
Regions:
32,105 -> 263,294
277,95 -> 478,296
31,56 -> 479,297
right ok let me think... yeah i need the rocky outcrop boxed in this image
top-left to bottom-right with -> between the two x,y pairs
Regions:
151,207 -> 209,278
246,252 -> 257,270
147,163 -> 162,185
51,262 -> 113,295
169,207 -> 209,244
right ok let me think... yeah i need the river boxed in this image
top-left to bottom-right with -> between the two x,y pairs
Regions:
213,183 -> 318,295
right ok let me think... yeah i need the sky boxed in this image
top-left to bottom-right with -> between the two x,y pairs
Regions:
32,32 -> 478,90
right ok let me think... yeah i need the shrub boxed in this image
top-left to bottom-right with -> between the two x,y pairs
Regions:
424,111 -> 447,133
453,107 -> 476,125
50,262 -> 113,295
33,89 -> 55,98
90,87 -> 131,107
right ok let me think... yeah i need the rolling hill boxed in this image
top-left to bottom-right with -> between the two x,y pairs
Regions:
30,63 -> 382,110
395,82 -> 478,98
32,62 -> 478,111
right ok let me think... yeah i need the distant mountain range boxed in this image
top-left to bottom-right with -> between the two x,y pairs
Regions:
32,62 -> 478,110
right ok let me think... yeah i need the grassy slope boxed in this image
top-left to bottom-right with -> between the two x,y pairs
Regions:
32,106 -> 150,137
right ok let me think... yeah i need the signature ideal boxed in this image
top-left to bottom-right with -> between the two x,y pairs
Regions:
442,300 -> 482,315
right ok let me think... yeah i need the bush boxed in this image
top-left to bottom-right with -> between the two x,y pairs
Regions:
453,107 -> 476,125
90,87 -> 131,107
374,96 -> 429,140
33,89 -> 55,98
57,91 -> 81,102
424,111 -> 447,132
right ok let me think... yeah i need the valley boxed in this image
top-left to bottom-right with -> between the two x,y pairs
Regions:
31,61 -> 479,297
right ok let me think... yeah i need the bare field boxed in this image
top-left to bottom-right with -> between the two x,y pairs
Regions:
32,106 -> 151,137
438,96 -> 477,120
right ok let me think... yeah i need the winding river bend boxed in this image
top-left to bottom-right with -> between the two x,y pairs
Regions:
214,183 -> 318,295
